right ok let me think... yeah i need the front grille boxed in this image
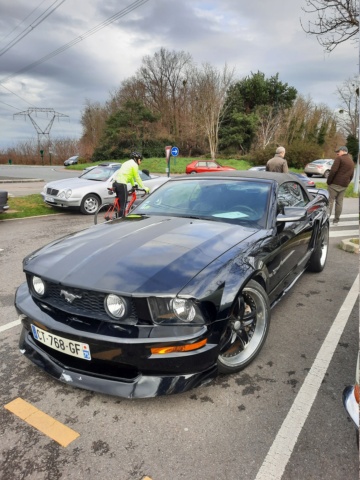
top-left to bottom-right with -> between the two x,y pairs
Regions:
27,276 -> 150,325
46,187 -> 59,196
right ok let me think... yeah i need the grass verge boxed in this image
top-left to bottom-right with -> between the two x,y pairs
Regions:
3,194 -> 61,220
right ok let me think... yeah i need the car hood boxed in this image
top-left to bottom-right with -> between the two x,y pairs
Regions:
44,177 -> 114,191
24,216 -> 257,295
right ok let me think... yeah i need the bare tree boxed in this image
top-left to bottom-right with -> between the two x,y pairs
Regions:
139,48 -> 193,139
301,0 -> 359,52
336,76 -> 359,136
194,63 -> 235,160
253,105 -> 284,149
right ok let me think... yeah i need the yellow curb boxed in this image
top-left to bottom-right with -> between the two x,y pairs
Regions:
4,398 -> 80,447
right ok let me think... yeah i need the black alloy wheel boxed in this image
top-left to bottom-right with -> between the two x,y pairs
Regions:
217,280 -> 270,374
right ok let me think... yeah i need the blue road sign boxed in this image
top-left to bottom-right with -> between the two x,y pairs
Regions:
171,146 -> 179,157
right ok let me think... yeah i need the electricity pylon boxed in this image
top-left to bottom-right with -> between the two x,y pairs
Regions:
14,108 -> 69,150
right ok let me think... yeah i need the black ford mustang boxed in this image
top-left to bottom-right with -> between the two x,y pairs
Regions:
15,171 -> 330,398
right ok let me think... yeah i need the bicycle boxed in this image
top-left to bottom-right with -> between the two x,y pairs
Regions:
94,185 -> 147,224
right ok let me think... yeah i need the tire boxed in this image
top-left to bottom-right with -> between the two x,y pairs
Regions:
217,280 -> 271,374
307,223 -> 329,272
190,171 -> 197,175
80,194 -> 101,215
306,173 -> 313,177
323,170 -> 330,179
94,203 -> 117,224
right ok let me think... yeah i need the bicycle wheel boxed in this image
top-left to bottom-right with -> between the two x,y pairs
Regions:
94,203 -> 119,224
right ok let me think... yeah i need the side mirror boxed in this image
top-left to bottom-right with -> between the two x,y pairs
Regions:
276,206 -> 307,223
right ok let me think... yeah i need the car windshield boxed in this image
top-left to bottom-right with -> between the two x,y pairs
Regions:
80,166 -> 116,181
134,178 -> 271,227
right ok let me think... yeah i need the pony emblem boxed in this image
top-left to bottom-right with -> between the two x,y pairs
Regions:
60,290 -> 82,304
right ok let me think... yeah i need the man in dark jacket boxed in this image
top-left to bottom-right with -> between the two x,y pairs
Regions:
326,146 -> 354,224
266,146 -> 289,173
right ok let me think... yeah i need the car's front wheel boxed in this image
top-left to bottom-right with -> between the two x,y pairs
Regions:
306,173 -> 313,177
307,223 -> 329,272
80,194 -> 101,214
217,280 -> 270,374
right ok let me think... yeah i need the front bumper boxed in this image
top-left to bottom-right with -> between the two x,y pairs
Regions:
16,283 -> 220,398
41,193 -> 81,209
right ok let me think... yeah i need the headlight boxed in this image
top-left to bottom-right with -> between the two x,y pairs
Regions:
148,297 -> 204,325
104,294 -> 128,319
32,276 -> 45,296
42,185 -> 47,194
58,189 -> 72,199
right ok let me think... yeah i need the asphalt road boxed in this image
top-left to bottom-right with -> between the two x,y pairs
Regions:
0,166 -> 358,480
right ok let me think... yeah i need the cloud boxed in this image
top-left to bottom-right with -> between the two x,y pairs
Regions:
0,0 -> 357,149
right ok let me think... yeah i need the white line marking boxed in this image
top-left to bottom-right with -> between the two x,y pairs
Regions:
330,221 -> 359,227
0,319 -> 21,333
330,213 -> 358,219
255,275 -> 359,480
329,230 -> 359,238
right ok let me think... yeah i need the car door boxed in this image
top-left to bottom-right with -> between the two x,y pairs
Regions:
275,182 -> 314,287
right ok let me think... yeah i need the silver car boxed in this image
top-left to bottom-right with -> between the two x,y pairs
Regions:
41,165 -> 169,214
304,159 -> 334,178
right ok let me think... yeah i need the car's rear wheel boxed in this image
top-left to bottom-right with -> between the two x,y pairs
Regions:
323,170 -> 330,178
80,194 -> 101,215
307,223 -> 329,272
217,280 -> 270,374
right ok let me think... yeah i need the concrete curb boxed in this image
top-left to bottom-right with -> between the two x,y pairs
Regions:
0,179 -> 44,183
340,238 -> 359,254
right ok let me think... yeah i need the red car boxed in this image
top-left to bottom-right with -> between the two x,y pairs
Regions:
186,160 -> 236,174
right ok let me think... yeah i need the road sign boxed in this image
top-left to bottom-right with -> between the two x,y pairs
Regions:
171,146 -> 179,157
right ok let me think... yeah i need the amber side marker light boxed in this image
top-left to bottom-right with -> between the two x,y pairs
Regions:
151,338 -> 207,355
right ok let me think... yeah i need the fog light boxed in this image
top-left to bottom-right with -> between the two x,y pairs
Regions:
32,276 -> 45,296
105,294 -> 127,319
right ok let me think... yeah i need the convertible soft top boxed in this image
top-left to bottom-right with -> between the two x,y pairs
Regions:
177,170 -> 301,185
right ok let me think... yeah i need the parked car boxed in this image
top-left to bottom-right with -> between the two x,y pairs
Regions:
292,172 -> 316,188
248,167 -> 316,188
304,159 -> 334,178
64,155 -> 80,166
343,352 -> 359,446
186,160 -> 236,174
0,190 -> 9,213
16,171 -> 330,398
82,162 -> 122,173
41,165 -> 168,214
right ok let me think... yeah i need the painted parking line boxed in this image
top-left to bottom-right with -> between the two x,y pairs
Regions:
0,319 -> 21,333
329,229 -> 359,238
4,398 -> 80,447
255,275 -> 359,480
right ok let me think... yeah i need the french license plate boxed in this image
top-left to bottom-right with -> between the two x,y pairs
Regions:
45,196 -> 55,203
31,325 -> 91,360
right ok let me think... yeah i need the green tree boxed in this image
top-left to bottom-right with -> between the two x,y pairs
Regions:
93,100 -> 159,160
219,72 -> 297,153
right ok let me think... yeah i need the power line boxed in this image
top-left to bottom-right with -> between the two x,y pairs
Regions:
0,0 -> 149,84
0,0 -> 66,57
0,0 -> 49,44
0,83 -> 38,108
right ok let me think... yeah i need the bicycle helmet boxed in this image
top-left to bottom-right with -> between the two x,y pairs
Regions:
130,151 -> 143,164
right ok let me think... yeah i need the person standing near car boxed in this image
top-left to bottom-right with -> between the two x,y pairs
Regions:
326,146 -> 354,225
266,146 -> 289,173
113,152 -> 149,217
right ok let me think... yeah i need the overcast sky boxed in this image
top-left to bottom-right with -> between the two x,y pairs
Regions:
0,0 -> 357,150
